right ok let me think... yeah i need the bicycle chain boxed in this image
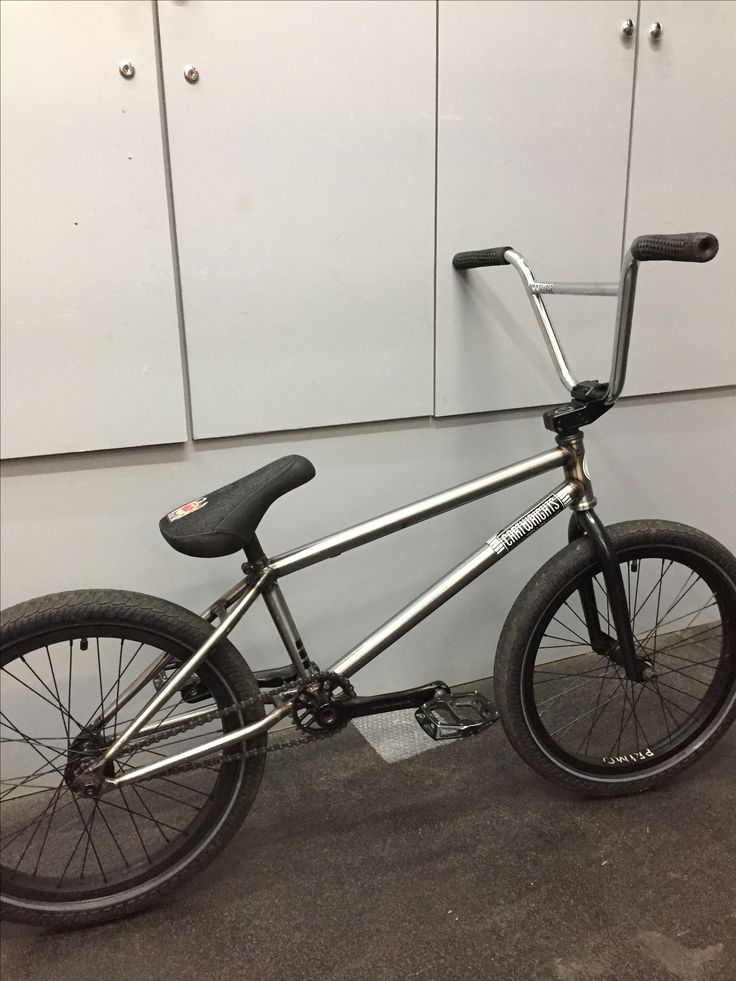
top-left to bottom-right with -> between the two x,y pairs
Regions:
124,690 -> 340,785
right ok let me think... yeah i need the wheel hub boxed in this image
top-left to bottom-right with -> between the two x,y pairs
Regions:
64,731 -> 115,797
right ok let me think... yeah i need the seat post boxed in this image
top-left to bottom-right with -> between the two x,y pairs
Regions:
245,536 -> 313,680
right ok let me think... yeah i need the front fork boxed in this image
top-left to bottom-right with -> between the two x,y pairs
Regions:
568,511 -> 645,682
560,431 -> 645,683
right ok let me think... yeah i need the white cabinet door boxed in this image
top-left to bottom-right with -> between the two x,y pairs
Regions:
0,1 -> 186,458
435,0 -> 636,416
159,0 -> 435,440
623,1 -> 736,395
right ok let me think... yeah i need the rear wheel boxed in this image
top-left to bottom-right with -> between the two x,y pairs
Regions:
495,521 -> 736,796
0,590 -> 266,927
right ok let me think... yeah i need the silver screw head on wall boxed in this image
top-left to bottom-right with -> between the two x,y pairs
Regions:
118,61 -> 135,79
621,19 -> 635,39
184,65 -> 200,84
649,21 -> 663,42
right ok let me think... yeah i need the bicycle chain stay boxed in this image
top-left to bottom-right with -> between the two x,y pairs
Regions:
111,691 -> 340,786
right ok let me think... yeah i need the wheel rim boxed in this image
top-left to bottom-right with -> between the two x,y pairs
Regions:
520,545 -> 736,779
0,626 -> 248,908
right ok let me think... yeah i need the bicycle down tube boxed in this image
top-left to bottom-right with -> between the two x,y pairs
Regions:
106,472 -> 582,789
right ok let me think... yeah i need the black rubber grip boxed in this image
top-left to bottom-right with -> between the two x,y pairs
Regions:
630,232 -> 719,263
452,247 -> 512,270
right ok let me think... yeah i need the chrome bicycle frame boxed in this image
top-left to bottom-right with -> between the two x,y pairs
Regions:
98,245 -> 644,789
102,445 -> 586,788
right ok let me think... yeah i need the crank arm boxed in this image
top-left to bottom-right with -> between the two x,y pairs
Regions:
335,681 -> 451,721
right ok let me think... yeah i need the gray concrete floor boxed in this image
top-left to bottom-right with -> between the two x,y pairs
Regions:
2,718 -> 734,981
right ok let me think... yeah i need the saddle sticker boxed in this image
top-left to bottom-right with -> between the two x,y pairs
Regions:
167,497 -> 208,522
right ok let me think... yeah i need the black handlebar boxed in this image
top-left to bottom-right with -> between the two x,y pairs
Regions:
452,246 -> 512,270
630,232 -> 719,263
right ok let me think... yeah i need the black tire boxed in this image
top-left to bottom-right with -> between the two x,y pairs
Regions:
495,521 -> 736,797
0,590 -> 266,928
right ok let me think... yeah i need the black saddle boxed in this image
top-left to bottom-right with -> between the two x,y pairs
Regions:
159,455 -> 315,558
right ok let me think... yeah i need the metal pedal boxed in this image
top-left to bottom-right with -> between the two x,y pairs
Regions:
415,691 -> 499,740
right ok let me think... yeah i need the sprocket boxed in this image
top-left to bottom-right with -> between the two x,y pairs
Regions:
291,671 -> 356,733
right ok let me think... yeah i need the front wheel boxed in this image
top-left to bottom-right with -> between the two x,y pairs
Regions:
495,520 -> 736,797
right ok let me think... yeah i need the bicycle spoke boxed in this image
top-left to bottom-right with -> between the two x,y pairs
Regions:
656,648 -> 719,669
653,663 -> 717,688
534,664 -> 609,684
539,641 -> 589,649
54,793 -> 107,885
609,673 -> 632,757
539,633 -> 591,647
616,677 -> 650,754
561,599 -> 592,635
653,679 -> 682,737
2,667 -> 84,734
0,795 -> 77,851
46,646 -> 71,753
577,661 -> 615,754
631,560 -> 641,636
113,639 -> 124,740
132,780 -> 209,811
537,677 -> 606,716
654,600 -> 717,634
31,783 -> 68,876
654,677 -> 707,703
632,559 -> 673,630
79,801 -> 102,878
638,571 -> 700,651
78,640 -> 149,733
0,756 -> 67,802
1,781 -> 59,796
7,783 -> 67,875
592,575 -> 611,633
18,655 -> 86,734
655,624 -> 722,656
0,712 -> 66,777
94,801 -> 132,868
99,795 -> 187,836
130,786 -> 171,843
112,787 -> 153,864
549,615 -> 590,646
548,688 -> 625,739
95,639 -> 106,739
649,686 -> 699,720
